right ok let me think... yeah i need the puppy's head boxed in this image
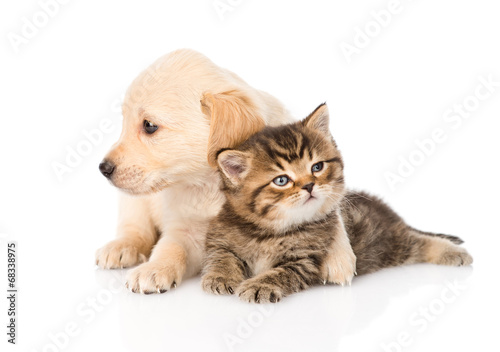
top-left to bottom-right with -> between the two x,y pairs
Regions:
99,49 -> 265,195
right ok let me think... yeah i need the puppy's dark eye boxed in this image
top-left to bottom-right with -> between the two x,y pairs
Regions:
312,162 -> 324,173
143,120 -> 158,134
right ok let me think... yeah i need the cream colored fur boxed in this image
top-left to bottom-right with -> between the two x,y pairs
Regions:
95,49 -> 293,293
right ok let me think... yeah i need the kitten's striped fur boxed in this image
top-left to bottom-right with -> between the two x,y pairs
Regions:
202,104 -> 472,303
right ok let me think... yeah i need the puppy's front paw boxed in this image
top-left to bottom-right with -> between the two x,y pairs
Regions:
201,272 -> 242,295
322,245 -> 357,286
95,238 -> 147,269
236,279 -> 284,303
126,260 -> 185,294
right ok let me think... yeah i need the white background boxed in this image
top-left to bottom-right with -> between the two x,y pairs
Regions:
1,0 -> 499,351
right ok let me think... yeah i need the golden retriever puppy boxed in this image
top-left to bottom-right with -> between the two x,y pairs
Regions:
95,49 -> 294,293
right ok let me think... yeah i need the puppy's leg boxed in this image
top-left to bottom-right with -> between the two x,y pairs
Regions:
125,228 -> 204,294
125,238 -> 186,294
321,209 -> 356,285
96,194 -> 157,269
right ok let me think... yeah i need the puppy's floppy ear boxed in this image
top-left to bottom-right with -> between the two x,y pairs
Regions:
201,90 -> 265,168
217,150 -> 251,186
302,103 -> 331,135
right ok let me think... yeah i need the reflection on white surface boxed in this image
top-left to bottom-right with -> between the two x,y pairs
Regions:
91,264 -> 473,352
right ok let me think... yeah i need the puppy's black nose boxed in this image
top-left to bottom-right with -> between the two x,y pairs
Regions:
99,160 -> 115,178
302,183 -> 314,194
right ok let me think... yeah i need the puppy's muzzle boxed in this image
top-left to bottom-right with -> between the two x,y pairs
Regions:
99,159 -> 115,179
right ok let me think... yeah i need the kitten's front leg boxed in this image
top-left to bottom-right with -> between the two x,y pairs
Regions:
202,248 -> 247,295
321,209 -> 357,285
237,259 -> 320,303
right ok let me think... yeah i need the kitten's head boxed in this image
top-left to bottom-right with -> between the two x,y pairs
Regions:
217,103 -> 345,232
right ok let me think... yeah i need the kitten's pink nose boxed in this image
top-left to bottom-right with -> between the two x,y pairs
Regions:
302,183 -> 314,194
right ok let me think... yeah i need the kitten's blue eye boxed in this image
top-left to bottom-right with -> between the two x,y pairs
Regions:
312,162 -> 324,173
273,176 -> 289,186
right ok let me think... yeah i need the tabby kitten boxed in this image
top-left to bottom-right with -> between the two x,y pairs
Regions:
202,103 -> 472,303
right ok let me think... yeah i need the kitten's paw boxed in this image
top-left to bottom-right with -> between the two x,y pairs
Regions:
125,260 -> 185,294
322,246 -> 357,286
201,273 -> 241,295
95,239 -> 147,269
438,247 -> 473,266
236,280 -> 284,303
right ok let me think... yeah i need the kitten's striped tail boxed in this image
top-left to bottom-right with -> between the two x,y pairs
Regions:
409,227 -> 464,245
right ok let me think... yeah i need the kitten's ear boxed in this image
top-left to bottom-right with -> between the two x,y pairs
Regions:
217,150 -> 251,185
201,90 -> 266,168
302,103 -> 330,135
